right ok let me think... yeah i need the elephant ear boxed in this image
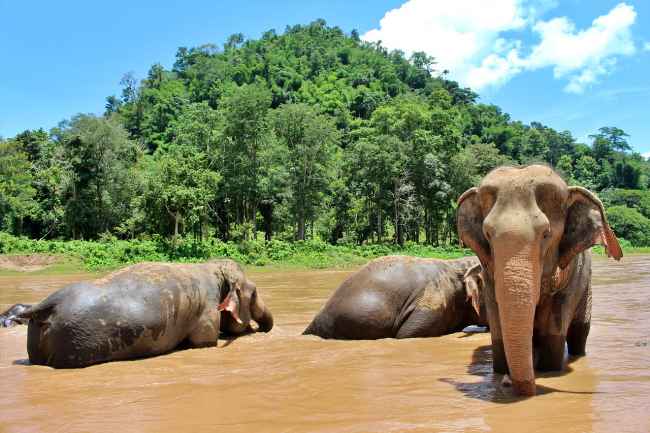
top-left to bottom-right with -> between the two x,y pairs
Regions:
463,263 -> 484,317
558,186 -> 623,269
457,188 -> 492,269
217,288 -> 243,324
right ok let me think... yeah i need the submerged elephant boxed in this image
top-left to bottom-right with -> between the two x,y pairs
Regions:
303,256 -> 487,339
18,260 -> 273,368
457,165 -> 622,396
0,303 -> 32,327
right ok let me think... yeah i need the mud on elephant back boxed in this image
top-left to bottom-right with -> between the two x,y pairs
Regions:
17,260 -> 273,368
456,164 -> 622,397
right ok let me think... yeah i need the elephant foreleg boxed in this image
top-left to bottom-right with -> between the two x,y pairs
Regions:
566,322 -> 590,356
534,294 -> 572,371
535,334 -> 566,371
567,283 -> 591,356
395,308 -> 448,338
188,309 -> 220,348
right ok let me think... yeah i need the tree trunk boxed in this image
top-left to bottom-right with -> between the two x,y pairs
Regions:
252,200 -> 258,240
260,202 -> 273,241
297,210 -> 306,241
394,181 -> 404,247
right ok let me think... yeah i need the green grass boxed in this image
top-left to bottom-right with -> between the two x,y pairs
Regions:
0,232 -> 645,276
592,244 -> 650,256
0,232 -> 472,273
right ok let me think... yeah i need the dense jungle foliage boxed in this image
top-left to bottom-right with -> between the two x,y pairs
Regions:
2,20 -> 650,253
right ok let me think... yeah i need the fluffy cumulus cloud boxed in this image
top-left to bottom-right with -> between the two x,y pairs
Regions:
644,42 -> 650,51
362,1 -> 638,93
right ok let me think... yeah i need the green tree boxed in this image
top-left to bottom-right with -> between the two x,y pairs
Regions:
220,83 -> 273,239
573,155 -> 600,190
606,205 -> 650,246
556,154 -> 574,181
0,139 -> 36,234
53,115 -> 140,239
271,104 -> 340,240
144,145 -> 221,241
593,127 -> 631,153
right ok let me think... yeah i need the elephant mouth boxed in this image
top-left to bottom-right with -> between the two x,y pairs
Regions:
217,292 -> 243,324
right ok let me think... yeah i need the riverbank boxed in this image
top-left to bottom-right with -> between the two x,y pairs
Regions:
0,232 -> 472,274
0,232 -> 643,275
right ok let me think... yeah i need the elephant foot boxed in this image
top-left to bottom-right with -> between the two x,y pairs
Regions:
512,379 -> 536,397
567,322 -> 589,356
536,334 -> 566,371
491,339 -> 509,374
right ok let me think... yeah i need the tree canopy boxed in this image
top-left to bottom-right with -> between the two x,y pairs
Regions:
2,20 -> 648,246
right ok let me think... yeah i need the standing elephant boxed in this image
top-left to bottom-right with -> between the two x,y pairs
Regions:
303,256 -> 487,339
0,303 -> 32,327
457,165 -> 622,396
18,260 -> 273,368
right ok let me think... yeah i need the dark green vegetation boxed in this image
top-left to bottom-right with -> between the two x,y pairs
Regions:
2,21 -> 649,263
0,232 -> 469,270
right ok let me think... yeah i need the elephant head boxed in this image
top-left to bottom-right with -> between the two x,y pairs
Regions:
457,165 -> 621,396
218,278 -> 274,334
463,263 -> 487,326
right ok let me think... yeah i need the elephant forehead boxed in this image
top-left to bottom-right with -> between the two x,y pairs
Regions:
481,165 -> 566,193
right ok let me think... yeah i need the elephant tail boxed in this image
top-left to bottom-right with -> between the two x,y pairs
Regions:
17,300 -> 55,322
302,314 -> 333,338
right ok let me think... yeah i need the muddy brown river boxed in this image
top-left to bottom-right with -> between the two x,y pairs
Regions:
1,255 -> 649,433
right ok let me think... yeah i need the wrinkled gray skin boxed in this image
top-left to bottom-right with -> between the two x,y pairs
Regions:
303,256 -> 487,339
18,260 -> 273,368
0,304 -> 32,327
457,165 -> 622,396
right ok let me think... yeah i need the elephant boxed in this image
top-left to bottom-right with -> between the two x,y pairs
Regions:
0,303 -> 32,327
303,256 -> 487,339
457,165 -> 622,396
17,260 -> 273,368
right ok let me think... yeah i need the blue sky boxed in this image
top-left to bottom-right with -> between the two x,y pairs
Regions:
1,0 -> 648,154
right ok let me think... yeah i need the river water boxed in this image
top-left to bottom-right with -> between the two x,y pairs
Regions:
0,255 -> 648,433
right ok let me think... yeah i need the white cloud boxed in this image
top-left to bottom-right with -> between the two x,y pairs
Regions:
643,151 -> 650,159
525,3 -> 636,93
362,0 -> 533,81
363,1 -> 638,93
644,42 -> 650,51
465,48 -> 525,90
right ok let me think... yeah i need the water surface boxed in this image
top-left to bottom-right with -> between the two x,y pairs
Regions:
1,256 -> 648,432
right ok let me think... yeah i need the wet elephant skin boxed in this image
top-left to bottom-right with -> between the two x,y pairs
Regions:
18,260 -> 272,368
303,256 -> 487,339
0,303 -> 31,327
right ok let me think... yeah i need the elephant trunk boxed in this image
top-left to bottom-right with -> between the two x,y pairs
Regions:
494,244 -> 541,397
251,291 -> 274,333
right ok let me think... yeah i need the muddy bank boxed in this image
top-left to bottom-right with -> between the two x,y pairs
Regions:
0,256 -> 648,432
0,254 -> 60,273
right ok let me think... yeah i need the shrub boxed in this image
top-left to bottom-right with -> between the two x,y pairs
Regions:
0,232 -> 472,270
606,205 -> 650,246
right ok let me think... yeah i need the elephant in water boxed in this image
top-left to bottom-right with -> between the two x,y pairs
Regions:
303,256 -> 487,339
0,303 -> 32,327
18,260 -> 273,368
457,165 -> 622,396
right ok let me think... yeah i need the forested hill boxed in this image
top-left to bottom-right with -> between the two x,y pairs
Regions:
2,20 -> 650,247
